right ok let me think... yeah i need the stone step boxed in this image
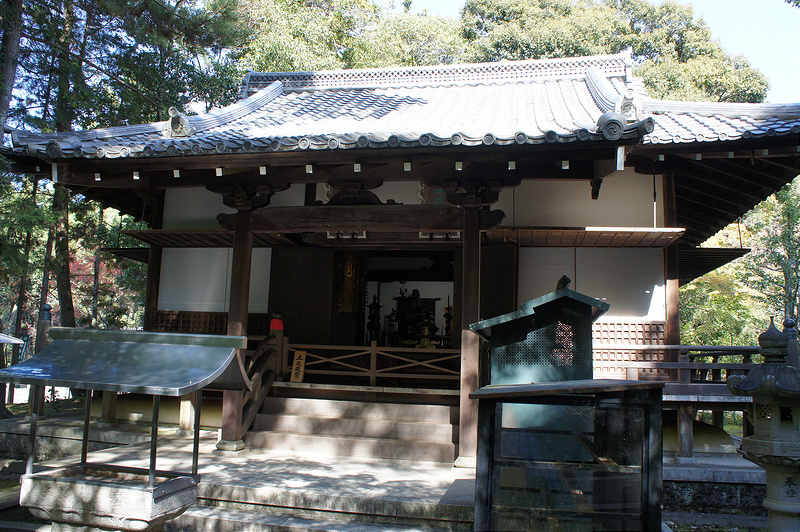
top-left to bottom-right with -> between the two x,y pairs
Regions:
243,431 -> 456,462
0,521 -> 49,531
167,506 -> 457,532
251,413 -> 455,442
260,397 -> 456,424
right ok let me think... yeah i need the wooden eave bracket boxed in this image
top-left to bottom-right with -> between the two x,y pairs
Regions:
206,183 -> 290,211
216,205 -> 506,234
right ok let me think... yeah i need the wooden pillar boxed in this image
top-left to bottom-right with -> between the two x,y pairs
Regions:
663,172 -> 680,349
218,211 -> 252,452
677,403 -> 695,463
304,183 -> 317,206
458,208 -> 481,466
100,392 -> 117,425
178,392 -> 197,434
143,191 -> 164,332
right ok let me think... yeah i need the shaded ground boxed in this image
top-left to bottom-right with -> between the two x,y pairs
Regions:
7,398 -> 83,418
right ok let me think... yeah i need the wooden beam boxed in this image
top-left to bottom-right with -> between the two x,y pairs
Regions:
677,166 -> 765,202
695,159 -> 788,191
673,184 -> 749,220
50,143 -> 623,173
218,205 -> 506,234
52,150 -> 615,189
760,156 -> 800,174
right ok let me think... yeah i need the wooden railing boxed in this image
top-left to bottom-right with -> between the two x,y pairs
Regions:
591,343 -> 764,460
240,335 -> 279,433
282,340 -> 461,388
592,344 -> 761,397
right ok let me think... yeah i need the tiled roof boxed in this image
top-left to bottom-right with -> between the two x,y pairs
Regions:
7,51 -> 800,161
643,101 -> 800,144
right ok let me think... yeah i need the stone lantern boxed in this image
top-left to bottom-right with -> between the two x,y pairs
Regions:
728,318 -> 800,532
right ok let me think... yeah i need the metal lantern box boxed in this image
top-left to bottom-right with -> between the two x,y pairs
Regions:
470,286 -> 609,386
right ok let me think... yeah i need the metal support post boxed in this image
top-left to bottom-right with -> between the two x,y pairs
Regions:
192,391 -> 203,476
149,395 -> 160,488
81,390 -> 93,464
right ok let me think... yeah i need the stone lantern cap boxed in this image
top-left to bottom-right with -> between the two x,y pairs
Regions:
728,318 -> 800,398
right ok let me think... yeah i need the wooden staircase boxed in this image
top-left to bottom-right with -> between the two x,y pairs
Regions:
244,385 -> 459,462
167,385 -> 469,531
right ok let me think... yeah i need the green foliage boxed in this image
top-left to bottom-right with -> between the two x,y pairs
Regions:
679,268 -> 762,346
459,0 -> 768,103
462,0 -> 627,61
350,12 -> 467,67
9,0 -> 245,131
741,177 -> 800,322
237,0 -> 381,72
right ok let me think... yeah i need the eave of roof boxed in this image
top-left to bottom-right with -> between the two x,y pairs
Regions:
6,52 -> 656,162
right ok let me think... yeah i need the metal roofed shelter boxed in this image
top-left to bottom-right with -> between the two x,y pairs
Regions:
0,328 -> 246,531
2,50 -> 799,464
0,333 -> 24,345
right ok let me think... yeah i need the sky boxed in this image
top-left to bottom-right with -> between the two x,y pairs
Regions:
400,0 -> 800,103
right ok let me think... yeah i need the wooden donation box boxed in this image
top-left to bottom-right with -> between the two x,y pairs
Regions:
470,286 -> 609,386
470,286 -> 609,428
471,380 -> 663,532
469,288 -> 662,531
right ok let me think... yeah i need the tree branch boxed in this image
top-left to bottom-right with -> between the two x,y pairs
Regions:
20,30 -> 160,108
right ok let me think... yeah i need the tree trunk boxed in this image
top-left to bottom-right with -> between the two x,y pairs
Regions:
54,0 -> 76,133
39,227 -> 54,310
0,317 -> 11,418
92,204 -> 103,327
53,184 -> 75,327
0,0 -> 23,135
8,178 -> 39,403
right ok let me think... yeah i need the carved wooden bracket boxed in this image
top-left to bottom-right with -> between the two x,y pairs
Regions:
326,179 -> 387,205
591,179 -> 603,200
429,180 -> 503,209
207,183 -> 289,211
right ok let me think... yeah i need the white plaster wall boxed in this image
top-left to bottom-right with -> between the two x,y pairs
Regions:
494,169 -> 664,228
163,188 -> 235,230
518,247 -> 665,321
158,248 -> 272,313
270,184 -> 306,207
163,185 -> 307,230
374,182 -> 423,205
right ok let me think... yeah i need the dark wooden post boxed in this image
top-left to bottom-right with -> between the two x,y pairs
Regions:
677,404 -> 695,462
143,191 -> 165,332
218,211 -> 252,453
474,399 -> 496,531
458,207 -> 481,466
662,172 -> 680,350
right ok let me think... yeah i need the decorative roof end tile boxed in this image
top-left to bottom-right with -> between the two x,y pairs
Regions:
163,107 -> 196,138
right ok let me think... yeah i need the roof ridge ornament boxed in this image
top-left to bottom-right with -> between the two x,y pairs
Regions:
163,107 -> 196,138
615,85 -> 645,122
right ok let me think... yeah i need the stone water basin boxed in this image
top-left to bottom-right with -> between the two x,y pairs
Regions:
20,464 -> 197,531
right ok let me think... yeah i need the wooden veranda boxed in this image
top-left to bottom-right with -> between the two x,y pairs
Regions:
145,308 -> 797,463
